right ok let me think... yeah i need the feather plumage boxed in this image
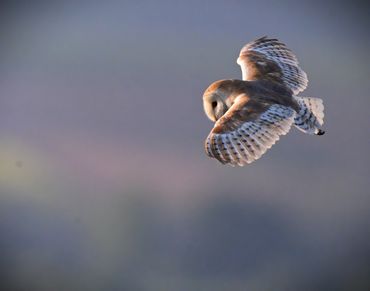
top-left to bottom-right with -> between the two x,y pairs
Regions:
237,36 -> 308,95
202,37 -> 325,166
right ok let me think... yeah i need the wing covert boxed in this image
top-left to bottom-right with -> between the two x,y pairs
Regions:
205,101 -> 295,166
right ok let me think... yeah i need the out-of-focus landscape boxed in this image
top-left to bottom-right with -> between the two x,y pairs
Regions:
1,0 -> 369,290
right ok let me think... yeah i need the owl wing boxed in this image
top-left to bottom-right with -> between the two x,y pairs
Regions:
205,95 -> 295,166
237,36 -> 308,95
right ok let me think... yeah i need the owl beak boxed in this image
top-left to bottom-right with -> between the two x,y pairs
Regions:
214,108 -> 223,121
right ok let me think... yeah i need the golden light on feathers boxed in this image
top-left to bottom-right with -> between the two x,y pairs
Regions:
202,36 -> 325,166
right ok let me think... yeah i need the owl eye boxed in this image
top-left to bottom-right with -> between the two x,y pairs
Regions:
212,101 -> 217,108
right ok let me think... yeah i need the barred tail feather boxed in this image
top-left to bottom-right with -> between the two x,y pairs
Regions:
294,96 -> 325,135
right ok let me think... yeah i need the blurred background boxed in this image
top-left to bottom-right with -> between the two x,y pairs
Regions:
1,0 -> 369,290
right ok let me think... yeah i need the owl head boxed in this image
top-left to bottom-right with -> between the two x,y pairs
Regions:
202,79 -> 246,122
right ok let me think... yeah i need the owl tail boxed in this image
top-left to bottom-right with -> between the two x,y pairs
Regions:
294,96 -> 325,135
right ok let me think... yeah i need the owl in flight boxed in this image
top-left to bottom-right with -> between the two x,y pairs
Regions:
203,36 -> 325,166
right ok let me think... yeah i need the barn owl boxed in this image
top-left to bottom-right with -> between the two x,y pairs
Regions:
203,36 -> 325,166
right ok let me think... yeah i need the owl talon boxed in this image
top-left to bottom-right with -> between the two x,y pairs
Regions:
317,129 -> 325,136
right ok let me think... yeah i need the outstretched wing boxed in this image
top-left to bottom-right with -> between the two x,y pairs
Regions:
237,36 -> 308,95
205,95 -> 295,166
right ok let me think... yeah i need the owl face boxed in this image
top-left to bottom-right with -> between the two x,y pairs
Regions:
202,80 -> 232,122
202,79 -> 248,122
203,92 -> 227,122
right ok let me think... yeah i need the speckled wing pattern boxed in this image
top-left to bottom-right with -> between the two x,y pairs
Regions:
237,36 -> 308,95
205,99 -> 295,166
294,96 -> 324,134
